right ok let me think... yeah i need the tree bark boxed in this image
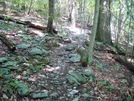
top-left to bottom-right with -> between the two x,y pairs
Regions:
96,0 -> 112,45
88,0 -> 100,63
70,2 -> 76,27
47,0 -> 54,34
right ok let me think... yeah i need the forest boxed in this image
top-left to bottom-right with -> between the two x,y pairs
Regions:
0,0 -> 134,101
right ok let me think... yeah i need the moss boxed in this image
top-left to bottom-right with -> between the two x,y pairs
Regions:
77,47 -> 88,67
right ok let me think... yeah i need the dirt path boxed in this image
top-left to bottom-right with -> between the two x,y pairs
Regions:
0,16 -> 134,101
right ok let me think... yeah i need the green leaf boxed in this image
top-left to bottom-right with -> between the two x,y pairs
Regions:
105,86 -> 114,89
97,81 -> 107,85
121,79 -> 127,83
114,64 -> 120,69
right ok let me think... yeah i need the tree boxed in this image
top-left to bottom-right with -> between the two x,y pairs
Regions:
70,2 -> 76,27
88,0 -> 100,63
47,0 -> 55,33
96,0 -> 112,45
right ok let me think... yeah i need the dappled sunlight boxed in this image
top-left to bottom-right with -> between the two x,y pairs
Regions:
127,58 -> 134,63
64,26 -> 89,35
42,66 -> 61,72
28,75 -> 38,82
29,28 -> 44,37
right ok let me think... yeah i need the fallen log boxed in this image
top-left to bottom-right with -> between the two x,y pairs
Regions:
115,56 -> 134,72
0,33 -> 16,52
0,15 -> 57,34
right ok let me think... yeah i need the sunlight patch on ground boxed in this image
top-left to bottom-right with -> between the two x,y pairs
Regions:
29,28 -> 44,37
64,26 -> 89,35
42,66 -> 61,72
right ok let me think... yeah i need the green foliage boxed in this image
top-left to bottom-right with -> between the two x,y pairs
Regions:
121,79 -> 127,83
114,64 -> 120,69
105,85 -> 114,89
97,81 -> 107,85
2,77 -> 19,95
95,64 -> 103,69
125,96 -> 133,101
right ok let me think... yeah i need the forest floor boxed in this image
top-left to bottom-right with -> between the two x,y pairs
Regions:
0,11 -> 134,101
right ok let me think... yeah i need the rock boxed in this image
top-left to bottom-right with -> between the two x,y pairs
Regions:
15,80 -> 30,96
72,96 -> 80,101
50,92 -> 59,97
2,94 -> 8,99
32,92 -> 48,99
69,54 -> 81,63
67,75 -> 80,86
42,49 -> 50,56
17,30 -> 24,34
68,71 -> 87,84
68,90 -> 79,96
82,67 -> 94,77
43,98 -> 51,101
65,44 -> 75,51
2,61 -> 17,69
77,47 -> 88,67
29,48 -> 49,56
2,61 -> 17,67
17,43 -> 30,49
81,93 -> 89,98
0,57 -> 7,63
63,38 -> 71,43
29,48 -> 43,55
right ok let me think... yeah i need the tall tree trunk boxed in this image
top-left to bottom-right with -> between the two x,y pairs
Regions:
70,2 -> 76,27
28,0 -> 33,14
96,0 -> 112,45
88,0 -> 100,63
47,0 -> 54,34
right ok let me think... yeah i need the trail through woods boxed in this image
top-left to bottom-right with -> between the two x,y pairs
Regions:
0,12 -> 134,101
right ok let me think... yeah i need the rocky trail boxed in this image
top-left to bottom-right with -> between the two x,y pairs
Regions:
0,15 -> 134,101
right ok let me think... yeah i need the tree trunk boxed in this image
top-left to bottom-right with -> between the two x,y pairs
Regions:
88,0 -> 100,63
70,2 -> 76,27
47,0 -> 54,34
96,0 -> 112,45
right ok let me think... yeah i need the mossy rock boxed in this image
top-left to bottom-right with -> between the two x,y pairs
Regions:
77,47 -> 88,67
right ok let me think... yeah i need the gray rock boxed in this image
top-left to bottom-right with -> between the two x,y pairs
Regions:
81,93 -> 89,98
69,54 -> 81,63
29,48 -> 49,56
66,44 -> 75,51
29,48 -> 43,55
17,43 -> 30,49
63,38 -> 71,43
0,57 -> 7,63
2,61 -> 17,67
82,67 -> 94,77
68,71 -> 87,84
67,75 -> 80,86
72,96 -> 80,101
15,80 -> 30,96
42,49 -> 50,56
32,92 -> 48,99
43,98 -> 51,101
68,90 -> 79,96
50,92 -> 59,97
